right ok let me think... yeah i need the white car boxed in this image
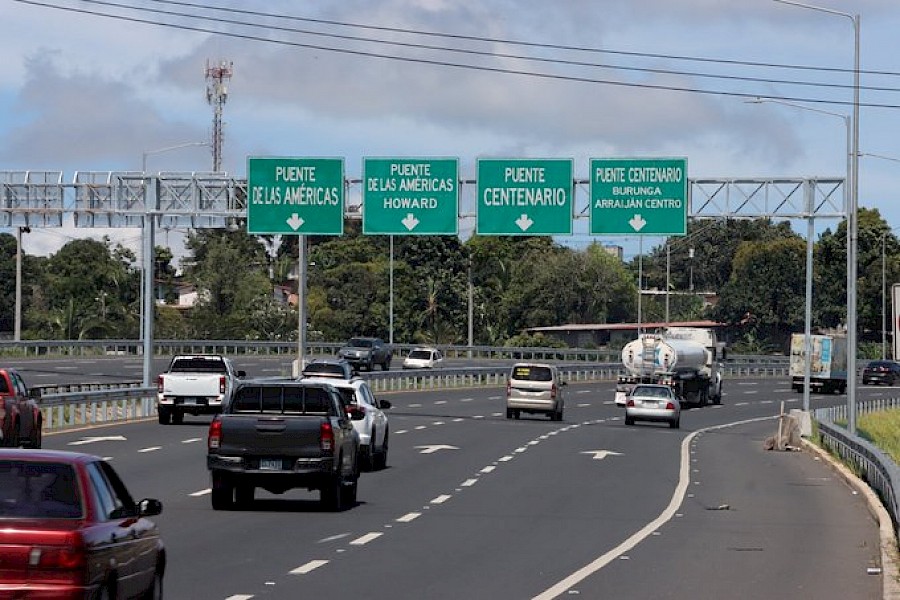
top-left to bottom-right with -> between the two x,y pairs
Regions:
403,347 -> 444,369
301,377 -> 391,470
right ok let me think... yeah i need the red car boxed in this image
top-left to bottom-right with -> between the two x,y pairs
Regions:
0,368 -> 43,448
0,449 -> 165,599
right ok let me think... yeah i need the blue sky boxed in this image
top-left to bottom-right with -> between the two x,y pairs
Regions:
3,0 -> 899,262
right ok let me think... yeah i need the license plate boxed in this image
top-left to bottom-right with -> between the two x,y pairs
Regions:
184,398 -> 197,405
259,459 -> 281,470
641,400 -> 658,407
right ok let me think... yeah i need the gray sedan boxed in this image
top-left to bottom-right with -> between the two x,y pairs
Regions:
624,384 -> 680,429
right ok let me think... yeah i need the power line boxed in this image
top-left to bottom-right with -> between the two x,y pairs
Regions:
65,0 -> 898,94
13,0 -> 900,109
151,0 -> 900,79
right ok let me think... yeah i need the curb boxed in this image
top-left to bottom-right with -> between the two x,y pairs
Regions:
802,438 -> 900,600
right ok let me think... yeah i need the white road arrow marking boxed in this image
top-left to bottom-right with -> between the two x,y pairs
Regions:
401,213 -> 420,231
515,213 -> 534,231
286,213 -> 305,230
68,435 -> 127,446
414,444 -> 459,454
628,214 -> 647,232
581,450 -> 623,461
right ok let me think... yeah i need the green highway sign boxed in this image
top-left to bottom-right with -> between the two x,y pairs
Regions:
590,157 -> 687,236
476,158 -> 573,235
363,158 -> 459,235
247,157 -> 344,235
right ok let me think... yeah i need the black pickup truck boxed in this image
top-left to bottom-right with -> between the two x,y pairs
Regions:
207,379 -> 360,511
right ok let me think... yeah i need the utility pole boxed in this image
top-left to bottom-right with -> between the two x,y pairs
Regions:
206,60 -> 232,172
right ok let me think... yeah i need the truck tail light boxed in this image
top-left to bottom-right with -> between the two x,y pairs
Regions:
219,375 -> 226,394
157,375 -> 164,394
320,421 -> 335,454
505,381 -> 511,397
550,384 -> 557,400
208,416 -> 222,450
346,404 -> 365,421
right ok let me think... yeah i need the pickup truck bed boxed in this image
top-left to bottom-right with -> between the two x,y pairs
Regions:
207,379 -> 360,511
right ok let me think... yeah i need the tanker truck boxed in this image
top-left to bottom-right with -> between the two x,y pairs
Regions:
615,327 -> 725,408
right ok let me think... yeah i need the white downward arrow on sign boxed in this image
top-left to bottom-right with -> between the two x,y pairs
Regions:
286,213 -> 305,230
515,214 -> 534,231
581,450 -> 623,461
69,435 -> 128,446
628,214 -> 647,232
415,444 -> 459,454
402,213 -> 420,231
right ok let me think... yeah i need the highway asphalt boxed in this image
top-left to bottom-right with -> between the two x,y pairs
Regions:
32,371 -> 886,600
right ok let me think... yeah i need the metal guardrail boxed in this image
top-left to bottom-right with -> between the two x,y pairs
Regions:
813,400 -> 900,540
0,338 -> 792,366
35,363 -> 790,432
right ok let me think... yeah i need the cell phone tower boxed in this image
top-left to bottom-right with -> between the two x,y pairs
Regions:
205,60 -> 233,172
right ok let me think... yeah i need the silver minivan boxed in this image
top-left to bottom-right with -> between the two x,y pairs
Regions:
505,363 -> 566,421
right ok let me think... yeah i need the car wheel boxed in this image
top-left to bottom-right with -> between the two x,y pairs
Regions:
670,418 -> 680,429
235,485 -> 255,509
321,473 -> 343,512
141,568 -> 163,600
7,421 -> 19,448
359,443 -> 375,471
382,359 -> 391,371
506,409 -> 513,419
625,416 -> 634,426
514,409 -> 521,420
171,411 -> 184,425
95,580 -> 114,600
28,422 -> 41,449
210,473 -> 235,510
341,477 -> 358,508
157,407 -> 171,425
374,429 -> 389,470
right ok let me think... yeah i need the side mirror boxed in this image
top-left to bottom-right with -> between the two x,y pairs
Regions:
237,370 -> 246,378
379,399 -> 392,410
138,498 -> 163,517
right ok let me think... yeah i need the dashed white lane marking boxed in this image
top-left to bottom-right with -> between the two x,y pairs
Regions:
189,489 -> 211,497
734,402 -> 748,406
744,390 -> 758,394
515,447 -> 528,453
415,425 -> 427,430
481,466 -> 496,473
461,398 -> 473,402
226,595 -> 254,600
409,403 -> 422,408
318,533 -> 351,543
528,440 -> 540,446
499,455 -> 514,462
396,512 -> 421,523
138,446 -> 161,453
435,400 -> 447,405
182,438 -> 202,444
578,403 -> 591,407
492,412 -> 503,417
453,418 -> 464,422
737,382 -> 758,386
461,478 -> 478,487
473,415 -> 485,419
290,560 -> 329,575
102,456 -> 113,461
577,390 -> 591,394
431,494 -> 452,505
432,421 -> 445,425
350,532 -> 383,545
488,395 -> 502,400
395,430 -> 408,434
760,400 -> 773,404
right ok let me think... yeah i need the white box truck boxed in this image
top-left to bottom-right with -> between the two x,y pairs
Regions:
789,333 -> 847,394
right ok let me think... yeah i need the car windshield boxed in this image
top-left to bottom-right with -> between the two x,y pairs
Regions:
0,461 -> 83,519
408,350 -> 432,360
511,365 -> 552,382
348,338 -> 373,347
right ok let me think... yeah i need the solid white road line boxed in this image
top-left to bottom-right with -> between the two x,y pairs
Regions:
533,415 -> 775,600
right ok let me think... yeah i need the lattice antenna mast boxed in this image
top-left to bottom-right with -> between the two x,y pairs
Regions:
205,60 -> 232,172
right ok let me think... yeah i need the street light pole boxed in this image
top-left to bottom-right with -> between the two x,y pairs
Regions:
773,0 -> 860,435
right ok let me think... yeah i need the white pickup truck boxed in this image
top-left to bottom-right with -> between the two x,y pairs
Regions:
157,355 -> 245,425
